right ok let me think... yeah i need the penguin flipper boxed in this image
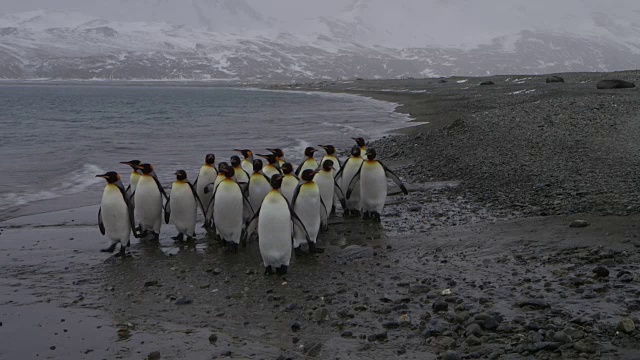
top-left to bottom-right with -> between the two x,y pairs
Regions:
98,207 -> 105,235
319,197 -> 329,231
188,181 -> 207,222
345,164 -> 363,200
290,183 -> 302,209
116,180 -> 136,233
334,159 -> 347,181
380,161 -> 408,195
164,196 -> 171,224
294,160 -> 305,176
246,207 -> 261,238
333,179 -> 346,209
240,184 -> 254,221
151,171 -> 169,201
290,207 -> 311,244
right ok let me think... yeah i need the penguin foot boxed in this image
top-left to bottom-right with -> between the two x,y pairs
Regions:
309,243 -> 325,254
100,243 -> 117,253
172,233 -> 184,242
294,247 -> 306,257
276,265 -> 288,276
264,266 -> 274,275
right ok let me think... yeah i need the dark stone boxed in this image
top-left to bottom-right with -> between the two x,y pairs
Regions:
144,280 -> 158,287
208,334 -> 218,343
480,80 -> 495,85
517,300 -> 550,310
383,320 -> 400,329
534,342 -> 562,351
397,348 -> 406,355
466,335 -> 481,346
592,266 -> 609,278
443,351 -> 461,360
617,318 -> 635,333
546,76 -> 565,83
174,297 -> 192,305
367,331 -> 388,342
574,340 -> 595,353
465,323 -> 482,336
303,342 -> 322,357
596,79 -> 635,89
439,79 -> 448,83
148,351 -> 161,360
569,220 -> 589,228
291,322 -> 301,332
432,301 -> 448,312
553,331 -> 572,343
481,316 -> 499,330
341,331 -> 353,337
617,271 -> 634,282
408,284 -> 430,294
527,322 -> 541,331
49,346 -> 56,351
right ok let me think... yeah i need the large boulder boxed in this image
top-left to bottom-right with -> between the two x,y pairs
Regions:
596,79 -> 635,89
546,76 -> 564,83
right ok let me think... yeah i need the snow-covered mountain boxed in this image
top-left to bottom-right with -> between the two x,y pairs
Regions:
1,1 -> 640,81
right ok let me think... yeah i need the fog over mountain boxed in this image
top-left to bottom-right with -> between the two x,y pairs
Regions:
1,0 -> 639,80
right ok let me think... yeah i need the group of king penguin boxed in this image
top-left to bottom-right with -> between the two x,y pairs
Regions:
96,137 -> 408,275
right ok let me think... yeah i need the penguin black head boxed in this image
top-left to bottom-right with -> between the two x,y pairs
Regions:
300,169 -> 318,182
352,137 -> 366,147
304,147 -> 317,158
221,166 -> 235,178
252,159 -> 263,172
366,148 -> 377,160
350,145 -> 361,157
120,160 -> 141,170
175,169 -> 187,181
267,148 -> 284,158
319,145 -> 336,155
218,162 -> 229,172
270,174 -> 283,189
234,149 -> 252,159
96,171 -> 120,184
257,153 -> 278,165
281,162 -> 293,175
322,159 -> 334,171
136,163 -> 154,175
230,155 -> 241,168
205,153 -> 215,165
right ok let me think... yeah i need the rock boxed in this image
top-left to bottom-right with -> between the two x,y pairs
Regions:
617,271 -> 634,283
397,348 -> 406,355
517,300 -> 550,310
465,323 -> 483,336
423,319 -> 448,337
383,320 -> 400,329
144,280 -> 158,287
546,76 -> 564,83
341,331 -> 353,337
481,316 -> 499,331
439,336 -> 456,349
208,334 -> 218,343
49,346 -> 56,351
148,351 -> 161,360
443,351 -> 461,360
592,266 -> 609,278
573,340 -> 595,353
432,301 -> 448,312
466,335 -> 482,346
596,79 -> 635,89
408,284 -> 430,294
439,79 -> 448,83
175,297 -> 193,305
569,220 -> 589,228
480,80 -> 495,85
367,331 -> 388,342
314,308 -> 329,322
303,342 -> 322,357
291,322 -> 301,332
527,322 -> 541,331
552,331 -> 572,343
534,342 -> 561,351
617,318 -> 635,333
399,314 -> 411,326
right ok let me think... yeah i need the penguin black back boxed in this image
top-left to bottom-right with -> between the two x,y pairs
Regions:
205,153 -> 215,165
253,159 -> 263,172
270,174 -> 284,189
230,155 -> 241,168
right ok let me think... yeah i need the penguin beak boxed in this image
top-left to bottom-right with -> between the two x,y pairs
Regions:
318,145 -> 327,150
135,164 -> 144,170
96,173 -> 108,178
119,161 -> 130,165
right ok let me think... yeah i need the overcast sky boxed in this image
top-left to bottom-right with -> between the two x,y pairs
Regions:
2,0 -> 640,48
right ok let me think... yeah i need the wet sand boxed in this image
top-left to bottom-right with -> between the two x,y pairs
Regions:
3,72 -> 640,359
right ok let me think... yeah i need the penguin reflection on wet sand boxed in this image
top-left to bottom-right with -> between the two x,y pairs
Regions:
96,171 -> 135,257
346,148 -> 408,222
247,174 -> 311,275
134,163 -> 167,240
335,145 -> 365,216
292,169 -> 328,254
165,170 -> 205,242
194,153 -> 217,228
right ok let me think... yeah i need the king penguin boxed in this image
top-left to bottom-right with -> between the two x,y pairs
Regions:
257,153 -> 282,178
280,162 -> 299,205
206,166 -> 252,249
234,149 -> 254,176
194,153 -> 217,228
247,174 -> 311,275
134,163 -> 167,240
267,148 -> 287,167
315,159 -> 346,217
318,145 -> 341,174
248,159 -> 271,216
292,169 -> 328,254
353,137 -> 367,155
295,147 -> 318,176
96,171 -> 135,256
120,160 -> 142,198
335,145 -> 365,216
165,170 -> 205,242
230,155 -> 250,190
346,148 -> 408,222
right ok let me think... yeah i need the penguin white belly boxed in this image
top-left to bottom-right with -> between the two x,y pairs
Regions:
169,183 -> 197,237
196,166 -> 217,217
134,176 -> 162,233
241,160 -> 253,176
129,172 -> 140,194
101,185 -> 130,245
213,181 -> 244,244
299,159 -> 318,174
281,175 -> 298,205
259,192 -> 293,267
233,168 -> 249,184
360,162 -> 387,213
293,183 -> 321,247
263,166 -> 280,179
249,176 -> 270,213
342,158 -> 364,210
314,171 -> 334,217
322,155 -> 341,174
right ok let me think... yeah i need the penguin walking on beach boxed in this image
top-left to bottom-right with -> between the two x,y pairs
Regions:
335,145 -> 365,216
205,166 -> 252,249
248,159 -> 271,217
267,148 -> 287,167
280,162 -> 299,205
315,159 -> 346,217
165,170 -> 205,242
96,171 -> 135,256
234,149 -> 254,176
295,147 -> 318,176
194,153 -> 217,228
318,145 -> 342,174
134,163 -> 167,240
292,169 -> 328,254
346,148 -> 408,222
120,160 -> 142,199
247,174 -> 311,275
257,153 -> 282,179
